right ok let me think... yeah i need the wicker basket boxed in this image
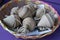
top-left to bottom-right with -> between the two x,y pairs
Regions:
0,0 -> 59,39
